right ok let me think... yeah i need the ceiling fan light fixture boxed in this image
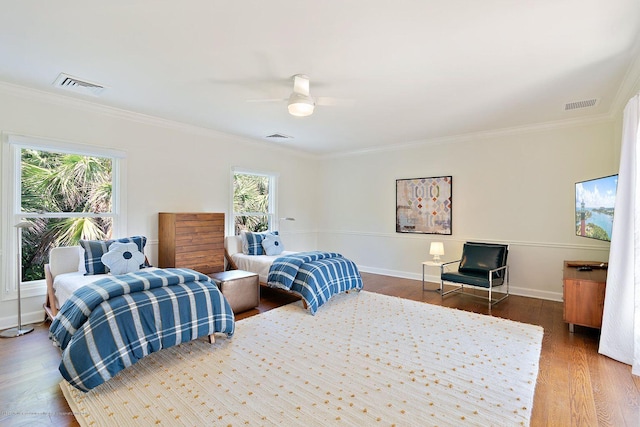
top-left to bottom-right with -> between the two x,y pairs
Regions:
288,93 -> 315,117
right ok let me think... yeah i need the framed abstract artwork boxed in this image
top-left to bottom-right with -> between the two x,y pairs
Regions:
396,176 -> 452,234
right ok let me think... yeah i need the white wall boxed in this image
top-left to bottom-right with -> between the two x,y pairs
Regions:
316,120 -> 618,300
0,84 -> 320,328
0,81 -> 630,330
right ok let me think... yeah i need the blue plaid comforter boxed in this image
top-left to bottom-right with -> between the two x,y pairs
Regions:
267,252 -> 363,314
49,268 -> 235,392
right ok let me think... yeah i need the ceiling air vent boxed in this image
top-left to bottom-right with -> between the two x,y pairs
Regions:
265,133 -> 293,140
564,98 -> 598,111
52,73 -> 106,96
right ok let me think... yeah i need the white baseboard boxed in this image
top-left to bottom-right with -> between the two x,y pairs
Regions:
506,287 -> 563,302
358,265 -> 563,302
0,309 -> 47,330
0,267 -> 562,330
358,265 -> 423,281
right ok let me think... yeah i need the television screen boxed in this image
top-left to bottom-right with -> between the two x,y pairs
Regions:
575,174 -> 618,242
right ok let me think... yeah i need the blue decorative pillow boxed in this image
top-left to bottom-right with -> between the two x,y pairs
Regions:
243,231 -> 279,255
79,235 -> 148,275
79,239 -> 110,275
101,242 -> 146,275
262,234 -> 284,256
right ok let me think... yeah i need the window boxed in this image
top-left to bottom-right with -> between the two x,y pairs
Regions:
232,169 -> 277,235
2,134 -> 125,296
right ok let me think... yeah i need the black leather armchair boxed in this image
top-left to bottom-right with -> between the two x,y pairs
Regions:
440,242 -> 509,306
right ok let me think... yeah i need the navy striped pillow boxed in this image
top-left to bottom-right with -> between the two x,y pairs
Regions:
79,236 -> 148,275
244,231 -> 278,256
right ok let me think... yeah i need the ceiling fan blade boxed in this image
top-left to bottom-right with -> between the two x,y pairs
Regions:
246,98 -> 287,103
316,96 -> 355,107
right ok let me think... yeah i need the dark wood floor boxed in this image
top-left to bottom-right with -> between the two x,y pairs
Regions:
1,273 -> 638,426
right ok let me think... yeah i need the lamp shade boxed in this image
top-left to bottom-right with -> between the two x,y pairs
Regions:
429,242 -> 445,261
288,93 -> 315,117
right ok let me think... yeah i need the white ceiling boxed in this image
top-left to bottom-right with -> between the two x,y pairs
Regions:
1,1 -> 639,155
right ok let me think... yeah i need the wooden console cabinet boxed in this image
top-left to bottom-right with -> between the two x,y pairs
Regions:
563,261 -> 607,333
158,212 -> 225,274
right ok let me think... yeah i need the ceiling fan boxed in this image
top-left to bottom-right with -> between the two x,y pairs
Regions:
287,74 -> 315,117
247,74 -> 349,117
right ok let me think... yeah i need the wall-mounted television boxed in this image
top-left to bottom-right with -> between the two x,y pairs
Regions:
575,174 -> 618,242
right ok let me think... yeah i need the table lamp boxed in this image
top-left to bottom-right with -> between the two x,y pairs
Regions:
429,241 -> 445,262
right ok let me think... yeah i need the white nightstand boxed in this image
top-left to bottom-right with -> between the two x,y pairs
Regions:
422,261 -> 444,292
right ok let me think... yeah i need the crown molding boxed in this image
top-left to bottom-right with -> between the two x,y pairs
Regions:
0,81 -> 316,160
321,113 -> 615,159
1,79 -> 629,162
610,40 -> 640,116
320,53 -> 640,160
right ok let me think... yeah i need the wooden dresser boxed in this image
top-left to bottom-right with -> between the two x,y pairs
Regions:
563,260 -> 607,333
158,212 -> 225,274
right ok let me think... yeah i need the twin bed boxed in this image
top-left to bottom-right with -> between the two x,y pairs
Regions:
46,230 -> 362,392
224,235 -> 363,314
46,246 -> 235,392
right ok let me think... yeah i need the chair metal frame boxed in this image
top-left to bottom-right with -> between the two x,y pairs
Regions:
439,246 -> 510,307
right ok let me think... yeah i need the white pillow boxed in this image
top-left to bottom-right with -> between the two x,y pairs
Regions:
262,234 -> 284,256
101,242 -> 145,275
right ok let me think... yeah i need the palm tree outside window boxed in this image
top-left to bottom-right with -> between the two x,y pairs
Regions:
3,135 -> 124,288
232,170 -> 277,235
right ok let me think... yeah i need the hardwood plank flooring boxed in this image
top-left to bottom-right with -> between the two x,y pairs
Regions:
0,272 -> 638,426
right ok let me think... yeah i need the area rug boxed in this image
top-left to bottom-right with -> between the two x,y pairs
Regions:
61,290 -> 543,426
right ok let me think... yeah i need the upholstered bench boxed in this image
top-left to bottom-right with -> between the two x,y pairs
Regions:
208,270 -> 259,313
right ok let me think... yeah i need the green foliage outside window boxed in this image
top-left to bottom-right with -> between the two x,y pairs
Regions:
233,173 -> 270,234
20,149 -> 113,281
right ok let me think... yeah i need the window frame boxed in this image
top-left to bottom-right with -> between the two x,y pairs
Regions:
230,167 -> 278,236
1,133 -> 126,300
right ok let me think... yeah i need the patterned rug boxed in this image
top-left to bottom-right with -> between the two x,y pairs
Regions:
61,291 -> 543,426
